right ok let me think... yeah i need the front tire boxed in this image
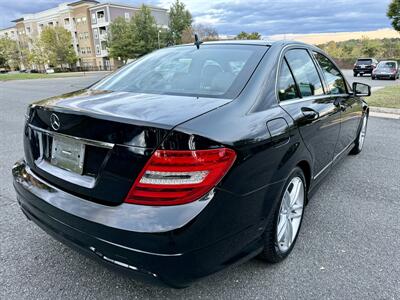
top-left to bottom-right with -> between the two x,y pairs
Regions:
258,167 -> 306,263
350,113 -> 368,155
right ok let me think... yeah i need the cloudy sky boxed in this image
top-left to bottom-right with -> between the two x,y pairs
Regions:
0,0 -> 393,35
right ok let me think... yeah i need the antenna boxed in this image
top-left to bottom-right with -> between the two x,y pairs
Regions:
194,33 -> 203,49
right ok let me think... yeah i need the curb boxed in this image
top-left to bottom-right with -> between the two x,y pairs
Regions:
369,106 -> 400,120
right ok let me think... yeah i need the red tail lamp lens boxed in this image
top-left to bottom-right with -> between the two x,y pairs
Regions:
125,148 -> 236,206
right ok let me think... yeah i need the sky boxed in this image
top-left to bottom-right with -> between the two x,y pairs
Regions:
0,0 -> 393,36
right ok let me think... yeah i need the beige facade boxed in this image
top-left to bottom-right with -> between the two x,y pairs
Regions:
1,0 -> 168,70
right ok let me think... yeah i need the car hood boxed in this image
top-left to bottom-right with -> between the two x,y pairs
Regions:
33,89 -> 231,129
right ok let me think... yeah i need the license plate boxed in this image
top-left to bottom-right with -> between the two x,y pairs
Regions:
51,135 -> 85,174
360,65 -> 366,68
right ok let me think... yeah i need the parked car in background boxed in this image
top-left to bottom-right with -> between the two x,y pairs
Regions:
45,68 -> 55,74
0,68 -> 8,74
372,60 -> 399,80
13,40 -> 370,288
353,58 -> 378,77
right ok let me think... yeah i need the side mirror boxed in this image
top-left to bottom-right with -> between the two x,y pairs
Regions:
352,82 -> 371,97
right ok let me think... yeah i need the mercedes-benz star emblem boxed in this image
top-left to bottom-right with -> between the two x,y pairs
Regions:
50,113 -> 60,131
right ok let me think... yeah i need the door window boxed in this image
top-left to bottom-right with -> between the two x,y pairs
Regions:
314,52 -> 347,94
285,49 -> 324,97
278,59 -> 299,101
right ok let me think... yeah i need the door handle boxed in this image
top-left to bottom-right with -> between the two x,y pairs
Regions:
301,107 -> 319,121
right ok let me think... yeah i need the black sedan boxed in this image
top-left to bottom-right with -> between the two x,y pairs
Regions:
12,40 -> 370,287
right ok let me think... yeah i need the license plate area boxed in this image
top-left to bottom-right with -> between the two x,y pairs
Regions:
51,136 -> 85,174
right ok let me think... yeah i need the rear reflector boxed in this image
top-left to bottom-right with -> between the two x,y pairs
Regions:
125,148 -> 236,206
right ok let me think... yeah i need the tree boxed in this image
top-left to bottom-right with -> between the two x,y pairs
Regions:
387,0 -> 400,32
360,37 -> 382,57
28,38 -> 47,70
0,37 -> 20,69
168,0 -> 192,44
235,31 -> 261,40
108,17 -> 135,62
181,24 -> 219,43
40,26 -> 77,67
131,5 -> 159,57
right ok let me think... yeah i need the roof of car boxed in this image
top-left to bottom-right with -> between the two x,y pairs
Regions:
180,39 -> 312,47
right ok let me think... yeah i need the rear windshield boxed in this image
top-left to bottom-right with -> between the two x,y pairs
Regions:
356,59 -> 372,65
377,61 -> 397,69
93,44 -> 268,99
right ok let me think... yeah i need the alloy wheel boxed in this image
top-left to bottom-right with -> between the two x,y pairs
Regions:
276,177 -> 305,252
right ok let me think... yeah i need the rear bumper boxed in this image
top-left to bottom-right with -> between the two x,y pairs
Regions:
373,74 -> 396,79
353,68 -> 373,74
12,160 -> 267,286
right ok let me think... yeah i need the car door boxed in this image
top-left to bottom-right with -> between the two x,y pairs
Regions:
278,48 -> 341,180
313,51 -> 363,157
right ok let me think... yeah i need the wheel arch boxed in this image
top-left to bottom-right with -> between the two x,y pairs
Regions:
296,160 -> 311,197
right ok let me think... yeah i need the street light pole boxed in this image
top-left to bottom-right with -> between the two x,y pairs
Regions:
157,30 -> 161,49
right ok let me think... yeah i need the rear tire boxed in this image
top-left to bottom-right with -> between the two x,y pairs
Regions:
353,72 -> 357,77
350,113 -> 368,155
258,167 -> 306,263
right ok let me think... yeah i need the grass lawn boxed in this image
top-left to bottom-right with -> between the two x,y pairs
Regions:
368,85 -> 400,109
0,72 -> 101,81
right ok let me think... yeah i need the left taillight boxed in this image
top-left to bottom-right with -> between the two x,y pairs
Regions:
125,148 -> 236,206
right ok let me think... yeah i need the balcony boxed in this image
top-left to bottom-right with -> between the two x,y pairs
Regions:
97,17 -> 106,24
99,32 -> 107,41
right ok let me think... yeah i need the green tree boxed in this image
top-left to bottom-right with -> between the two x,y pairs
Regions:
168,0 -> 192,44
40,26 -> 77,67
360,37 -> 382,57
0,37 -> 20,69
387,0 -> 400,32
108,17 -> 135,62
235,31 -> 261,40
28,38 -> 47,70
131,5 -> 159,57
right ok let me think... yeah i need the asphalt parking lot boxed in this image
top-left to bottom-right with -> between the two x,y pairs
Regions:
1,74 -> 399,299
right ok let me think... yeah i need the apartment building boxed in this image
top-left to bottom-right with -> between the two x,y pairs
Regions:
10,0 -> 99,69
0,27 -> 18,41
89,3 -> 169,68
1,1 -> 169,70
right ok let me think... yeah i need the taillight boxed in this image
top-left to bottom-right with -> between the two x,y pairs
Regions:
125,148 -> 236,206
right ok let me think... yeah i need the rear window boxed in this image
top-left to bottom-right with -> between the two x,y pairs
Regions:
93,45 -> 268,99
356,59 -> 372,65
377,61 -> 397,69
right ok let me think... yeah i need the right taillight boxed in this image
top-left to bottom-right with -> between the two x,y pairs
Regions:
125,148 -> 236,206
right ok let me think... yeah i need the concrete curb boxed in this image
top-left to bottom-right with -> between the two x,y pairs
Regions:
370,106 -> 400,120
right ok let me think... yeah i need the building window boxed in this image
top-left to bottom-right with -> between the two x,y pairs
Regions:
77,18 -> 81,23
84,32 -> 89,39
97,11 -> 105,21
64,18 -> 70,26
93,28 -> 98,39
26,27 -> 31,34
81,48 -> 86,55
91,13 -> 96,23
87,47 -> 92,54
82,17 -> 87,24
125,12 -> 130,20
96,45 -> 100,55
79,33 -> 83,40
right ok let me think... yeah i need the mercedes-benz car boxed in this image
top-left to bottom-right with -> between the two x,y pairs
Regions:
12,40 -> 370,287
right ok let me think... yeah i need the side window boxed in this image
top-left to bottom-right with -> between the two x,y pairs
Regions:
278,59 -> 299,101
285,49 -> 324,97
314,52 -> 346,94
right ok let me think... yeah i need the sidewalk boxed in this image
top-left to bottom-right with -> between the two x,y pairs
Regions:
370,107 -> 400,120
